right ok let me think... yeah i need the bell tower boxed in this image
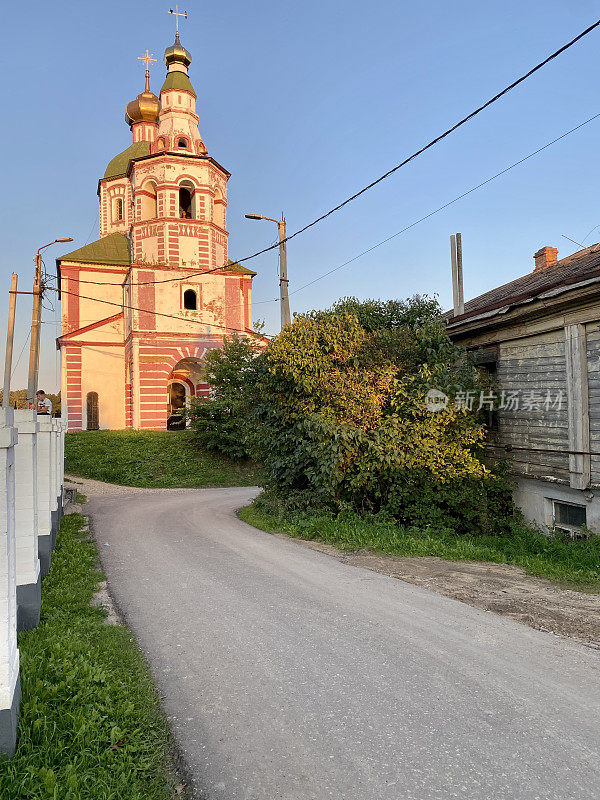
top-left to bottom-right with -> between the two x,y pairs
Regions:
127,21 -> 229,274
58,14 -> 256,432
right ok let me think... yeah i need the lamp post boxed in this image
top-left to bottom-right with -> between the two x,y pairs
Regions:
244,213 -> 291,329
27,238 -> 73,408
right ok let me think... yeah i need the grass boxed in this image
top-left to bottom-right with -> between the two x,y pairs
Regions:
0,513 -> 184,799
239,498 -> 600,592
66,430 -> 263,488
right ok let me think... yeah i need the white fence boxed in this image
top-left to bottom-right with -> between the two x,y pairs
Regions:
0,407 -> 66,755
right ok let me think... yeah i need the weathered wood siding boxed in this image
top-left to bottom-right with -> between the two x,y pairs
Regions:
587,324 -> 600,486
493,330 -> 570,483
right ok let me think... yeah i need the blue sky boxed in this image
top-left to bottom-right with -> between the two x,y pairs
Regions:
2,0 -> 600,390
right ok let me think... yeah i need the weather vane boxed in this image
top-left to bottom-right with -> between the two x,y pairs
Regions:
168,5 -> 188,38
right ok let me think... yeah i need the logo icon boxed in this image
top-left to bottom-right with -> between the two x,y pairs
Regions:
426,388 -> 449,413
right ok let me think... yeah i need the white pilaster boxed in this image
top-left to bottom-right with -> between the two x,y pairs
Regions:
36,417 -> 54,575
0,408 -> 21,756
13,410 -> 41,631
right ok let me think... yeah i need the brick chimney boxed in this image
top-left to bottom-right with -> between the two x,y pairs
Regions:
533,246 -> 558,272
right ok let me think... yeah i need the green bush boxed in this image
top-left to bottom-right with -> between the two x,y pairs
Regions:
244,296 -> 508,532
187,334 -> 260,459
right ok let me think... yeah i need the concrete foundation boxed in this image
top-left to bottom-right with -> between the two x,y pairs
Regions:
38,534 -> 52,576
0,675 -> 21,757
16,574 -> 41,632
512,476 -> 600,533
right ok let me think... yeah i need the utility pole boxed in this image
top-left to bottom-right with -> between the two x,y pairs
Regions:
450,233 -> 464,317
26,252 -> 43,408
245,212 -> 291,330
26,238 -> 73,409
277,217 -> 291,329
3,274 -> 18,409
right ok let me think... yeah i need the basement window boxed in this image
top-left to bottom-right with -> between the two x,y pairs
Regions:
553,501 -> 587,538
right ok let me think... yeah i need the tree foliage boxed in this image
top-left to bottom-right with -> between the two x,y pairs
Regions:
247,296 -> 511,532
187,334 -> 259,459
189,297 -> 513,533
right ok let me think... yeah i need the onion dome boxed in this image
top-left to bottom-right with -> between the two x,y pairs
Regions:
125,71 -> 160,128
164,33 -> 192,70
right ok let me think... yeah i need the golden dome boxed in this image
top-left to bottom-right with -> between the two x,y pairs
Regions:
125,72 -> 160,127
164,33 -> 192,69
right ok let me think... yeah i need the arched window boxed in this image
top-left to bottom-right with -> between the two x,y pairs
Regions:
86,392 -> 99,430
183,289 -> 197,310
157,138 -> 166,149
178,137 -> 188,148
179,181 -> 195,219
113,197 -> 124,223
140,181 -> 158,220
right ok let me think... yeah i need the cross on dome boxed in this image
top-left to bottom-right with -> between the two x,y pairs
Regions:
138,49 -> 157,91
168,5 -> 188,39
138,49 -> 157,72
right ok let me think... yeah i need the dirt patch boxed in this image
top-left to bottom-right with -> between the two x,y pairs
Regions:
272,535 -> 600,648
91,580 -> 121,626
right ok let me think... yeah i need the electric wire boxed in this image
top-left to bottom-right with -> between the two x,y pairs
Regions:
55,18 -> 600,290
10,330 -> 31,381
287,111 -> 600,297
47,285 -> 274,339
55,108 -> 600,305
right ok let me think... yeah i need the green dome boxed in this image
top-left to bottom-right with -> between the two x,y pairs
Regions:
103,141 -> 151,180
160,70 -> 196,98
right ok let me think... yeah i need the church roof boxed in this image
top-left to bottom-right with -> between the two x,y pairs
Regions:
160,70 -> 196,98
225,260 -> 257,277
103,141 -> 151,180
58,233 -> 131,267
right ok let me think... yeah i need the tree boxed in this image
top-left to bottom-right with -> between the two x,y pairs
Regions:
248,296 -> 511,532
187,335 -> 260,459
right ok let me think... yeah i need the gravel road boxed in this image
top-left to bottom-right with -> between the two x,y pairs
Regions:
85,486 -> 600,800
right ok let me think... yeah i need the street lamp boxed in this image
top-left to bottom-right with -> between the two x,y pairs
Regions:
244,213 -> 291,329
27,238 -> 73,407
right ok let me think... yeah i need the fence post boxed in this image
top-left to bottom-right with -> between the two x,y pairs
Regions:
13,410 -> 41,631
36,416 -> 54,575
49,420 -> 58,548
0,407 -> 21,756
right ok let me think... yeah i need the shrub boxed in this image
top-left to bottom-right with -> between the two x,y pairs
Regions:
246,296 -> 510,533
187,334 -> 260,459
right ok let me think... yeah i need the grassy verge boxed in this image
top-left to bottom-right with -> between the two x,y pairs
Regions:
0,513 -> 184,799
66,430 -> 263,488
239,498 -> 600,592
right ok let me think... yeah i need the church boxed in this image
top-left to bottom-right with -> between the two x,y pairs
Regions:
57,27 -> 256,431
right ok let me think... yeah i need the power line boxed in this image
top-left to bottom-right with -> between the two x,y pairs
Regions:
56,106 -> 600,306
47,285 -> 274,339
50,109 -> 600,324
10,330 -> 31,380
52,259 -> 248,287
286,111 -> 600,297
55,17 -> 600,291
262,17 -> 600,255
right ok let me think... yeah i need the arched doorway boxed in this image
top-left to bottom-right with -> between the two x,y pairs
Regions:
166,357 -> 208,430
167,382 -> 187,430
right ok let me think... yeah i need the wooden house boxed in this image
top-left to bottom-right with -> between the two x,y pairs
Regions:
446,244 -> 600,536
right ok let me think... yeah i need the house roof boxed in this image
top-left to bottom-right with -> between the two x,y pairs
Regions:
58,233 -> 131,267
103,140 -> 151,180
448,243 -> 600,325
